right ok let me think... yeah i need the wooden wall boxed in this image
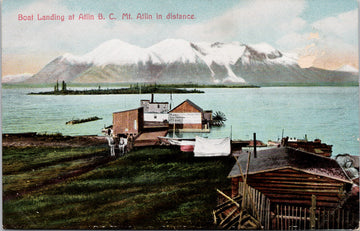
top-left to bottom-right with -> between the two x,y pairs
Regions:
113,107 -> 144,136
231,168 -> 350,208
170,101 -> 201,113
173,123 -> 202,129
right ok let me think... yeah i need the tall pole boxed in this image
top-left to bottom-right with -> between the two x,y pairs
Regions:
253,133 -> 257,158
170,92 -> 172,110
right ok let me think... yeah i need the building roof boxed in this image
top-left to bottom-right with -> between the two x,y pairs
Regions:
228,147 -> 352,184
141,100 -> 169,104
169,99 -> 203,113
113,107 -> 143,114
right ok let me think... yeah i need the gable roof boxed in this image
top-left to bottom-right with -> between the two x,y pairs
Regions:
169,99 -> 203,113
228,147 -> 352,184
113,107 -> 143,114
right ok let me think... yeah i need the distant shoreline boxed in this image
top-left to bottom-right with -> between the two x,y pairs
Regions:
26,83 -> 262,95
3,82 -> 358,89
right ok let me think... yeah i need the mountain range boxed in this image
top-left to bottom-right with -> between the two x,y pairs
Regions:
21,39 -> 359,85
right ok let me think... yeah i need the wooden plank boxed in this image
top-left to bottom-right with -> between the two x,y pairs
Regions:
248,183 -> 340,191
317,208 -> 320,229
223,213 -> 240,230
304,208 -> 307,230
213,210 -> 217,225
266,201 -> 337,209
216,189 -> 240,208
288,206 -> 291,230
275,215 -> 311,221
299,207 -> 302,230
248,179 -> 344,187
248,175 -> 341,183
289,206 -> 294,230
215,194 -> 242,211
265,200 -> 339,208
263,193 -> 341,202
337,208 -> 340,229
276,204 -> 279,230
281,204 -> 283,230
284,205 -> 287,230
266,199 -> 270,230
219,207 -> 238,226
249,187 -> 341,194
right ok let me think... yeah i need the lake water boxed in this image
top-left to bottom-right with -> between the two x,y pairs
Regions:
2,86 -> 359,155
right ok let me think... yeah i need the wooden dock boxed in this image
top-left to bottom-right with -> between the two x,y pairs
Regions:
133,130 -> 168,147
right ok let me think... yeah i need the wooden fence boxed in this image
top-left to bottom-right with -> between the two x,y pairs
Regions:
236,182 -> 358,230
238,181 -> 272,229
273,203 -> 358,230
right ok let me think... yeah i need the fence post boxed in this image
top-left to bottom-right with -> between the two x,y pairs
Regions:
310,194 -> 316,230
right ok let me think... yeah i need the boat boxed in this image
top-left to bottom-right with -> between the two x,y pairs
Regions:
268,136 -> 333,157
158,136 -> 195,152
66,116 -> 102,125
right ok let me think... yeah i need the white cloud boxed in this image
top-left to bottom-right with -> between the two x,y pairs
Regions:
174,0 -> 307,44
277,9 -> 358,69
3,0 -> 357,71
312,9 -> 358,50
276,33 -> 309,51
2,0 -> 170,56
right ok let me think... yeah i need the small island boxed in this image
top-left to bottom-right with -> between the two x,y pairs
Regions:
29,81 -> 205,95
28,81 -> 262,95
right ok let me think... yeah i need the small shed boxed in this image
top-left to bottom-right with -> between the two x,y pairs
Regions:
168,99 -> 205,130
113,107 -> 144,136
228,147 -> 353,208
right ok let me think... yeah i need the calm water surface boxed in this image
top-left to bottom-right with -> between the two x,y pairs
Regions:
2,86 -> 359,155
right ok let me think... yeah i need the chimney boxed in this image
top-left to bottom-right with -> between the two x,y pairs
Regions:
253,133 -> 257,158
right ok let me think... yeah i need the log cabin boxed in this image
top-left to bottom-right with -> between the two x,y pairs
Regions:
228,147 -> 353,209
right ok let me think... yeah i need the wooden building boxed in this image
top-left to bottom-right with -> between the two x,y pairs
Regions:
140,99 -> 169,113
168,99 -> 211,131
228,147 -> 353,208
112,107 -> 144,136
140,99 -> 169,123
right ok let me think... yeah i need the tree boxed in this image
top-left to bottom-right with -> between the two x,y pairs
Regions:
211,111 -> 227,126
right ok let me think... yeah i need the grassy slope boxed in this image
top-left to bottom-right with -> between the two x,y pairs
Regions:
3,146 -> 107,198
3,146 -> 234,229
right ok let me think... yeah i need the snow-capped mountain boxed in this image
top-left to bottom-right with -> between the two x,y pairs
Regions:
25,39 -> 358,85
2,73 -> 33,83
336,65 -> 358,73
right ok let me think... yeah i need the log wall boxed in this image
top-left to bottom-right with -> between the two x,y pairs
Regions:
232,168 -> 349,208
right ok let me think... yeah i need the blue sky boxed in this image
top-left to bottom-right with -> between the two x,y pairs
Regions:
2,0 -> 358,75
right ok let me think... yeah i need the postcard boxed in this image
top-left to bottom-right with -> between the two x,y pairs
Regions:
2,0 -> 359,229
